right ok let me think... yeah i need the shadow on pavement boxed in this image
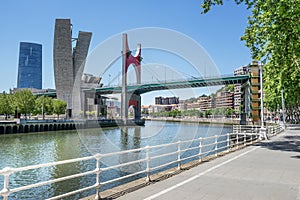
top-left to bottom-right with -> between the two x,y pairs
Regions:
291,155 -> 300,159
258,135 -> 300,154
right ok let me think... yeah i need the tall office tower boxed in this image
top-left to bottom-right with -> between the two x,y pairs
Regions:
17,42 -> 42,89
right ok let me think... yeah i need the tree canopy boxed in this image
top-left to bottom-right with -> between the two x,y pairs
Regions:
202,0 -> 300,120
34,96 -> 53,116
53,99 -> 67,119
0,90 -> 67,119
14,89 -> 35,117
0,92 -> 13,119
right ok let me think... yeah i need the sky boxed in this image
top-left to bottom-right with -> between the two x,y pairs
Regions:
0,0 -> 252,105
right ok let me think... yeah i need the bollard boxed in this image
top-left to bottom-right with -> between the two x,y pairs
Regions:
259,127 -> 267,140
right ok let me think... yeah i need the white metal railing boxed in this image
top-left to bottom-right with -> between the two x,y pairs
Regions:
233,124 -> 283,139
0,125 -> 283,200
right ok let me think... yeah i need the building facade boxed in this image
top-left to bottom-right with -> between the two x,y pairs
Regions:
155,96 -> 179,105
197,96 -> 214,111
215,91 -> 234,109
234,65 -> 250,114
17,42 -> 42,89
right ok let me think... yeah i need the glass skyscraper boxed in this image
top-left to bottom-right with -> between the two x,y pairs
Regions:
17,42 -> 42,89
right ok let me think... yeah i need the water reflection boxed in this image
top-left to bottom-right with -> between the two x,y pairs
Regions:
50,132 -> 88,199
119,127 -> 143,175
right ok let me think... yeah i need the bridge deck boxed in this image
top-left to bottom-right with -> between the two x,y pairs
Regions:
117,128 -> 300,200
93,74 -> 250,95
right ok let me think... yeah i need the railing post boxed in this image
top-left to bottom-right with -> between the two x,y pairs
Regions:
199,138 -> 203,162
177,141 -> 181,170
214,135 -> 218,157
94,154 -> 101,200
236,133 -> 239,149
145,146 -> 151,182
227,133 -> 230,152
0,167 -> 12,200
244,132 -> 246,146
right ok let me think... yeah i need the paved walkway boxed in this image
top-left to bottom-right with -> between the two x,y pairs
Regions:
117,128 -> 300,200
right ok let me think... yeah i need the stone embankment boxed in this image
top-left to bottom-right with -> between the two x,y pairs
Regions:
146,117 -> 240,125
0,119 -> 145,134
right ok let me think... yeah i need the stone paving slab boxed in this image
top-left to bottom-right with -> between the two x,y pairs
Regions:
116,128 -> 300,200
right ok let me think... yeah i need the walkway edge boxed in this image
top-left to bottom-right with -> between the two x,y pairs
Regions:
143,146 -> 260,200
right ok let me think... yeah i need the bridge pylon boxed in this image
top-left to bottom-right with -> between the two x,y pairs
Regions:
121,33 -> 142,123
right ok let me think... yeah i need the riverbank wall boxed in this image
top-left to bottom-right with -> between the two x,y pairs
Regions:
0,119 -> 145,134
146,117 -> 241,125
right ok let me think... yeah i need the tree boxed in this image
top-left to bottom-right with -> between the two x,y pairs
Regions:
205,109 -> 212,118
202,0 -> 300,121
0,92 -> 13,119
225,108 -> 235,117
201,0 -> 254,14
13,89 -> 36,118
53,99 -> 66,119
227,84 -> 234,92
34,96 -> 53,116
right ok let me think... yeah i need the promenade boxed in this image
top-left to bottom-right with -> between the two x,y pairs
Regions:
117,128 -> 300,200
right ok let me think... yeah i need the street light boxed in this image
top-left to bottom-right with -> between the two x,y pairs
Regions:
109,74 -> 111,87
42,92 -> 45,120
259,62 -> 267,139
281,89 -> 286,129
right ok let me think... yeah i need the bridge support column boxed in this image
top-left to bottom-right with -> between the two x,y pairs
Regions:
121,34 -> 128,122
121,33 -> 142,123
128,93 -> 141,120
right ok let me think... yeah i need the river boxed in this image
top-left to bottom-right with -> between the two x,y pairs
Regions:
0,120 -> 232,199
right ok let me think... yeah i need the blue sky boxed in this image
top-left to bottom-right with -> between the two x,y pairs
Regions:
0,0 -> 252,105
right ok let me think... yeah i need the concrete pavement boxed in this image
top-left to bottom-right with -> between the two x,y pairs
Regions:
116,128 -> 300,200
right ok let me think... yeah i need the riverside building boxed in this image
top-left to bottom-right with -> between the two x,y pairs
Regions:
17,42 -> 42,89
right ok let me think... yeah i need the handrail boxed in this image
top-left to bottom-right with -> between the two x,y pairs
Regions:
0,124 -> 283,200
103,73 -> 249,88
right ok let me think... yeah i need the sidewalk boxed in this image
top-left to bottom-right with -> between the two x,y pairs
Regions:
116,128 -> 300,200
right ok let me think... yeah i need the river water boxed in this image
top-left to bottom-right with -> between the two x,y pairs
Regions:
0,120 -> 232,199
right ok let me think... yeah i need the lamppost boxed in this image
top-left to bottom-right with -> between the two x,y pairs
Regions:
281,89 -> 286,129
42,93 -> 45,120
109,74 -> 111,87
259,62 -> 267,139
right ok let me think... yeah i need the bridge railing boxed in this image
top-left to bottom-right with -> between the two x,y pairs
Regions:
103,73 -> 248,87
0,125 -> 282,200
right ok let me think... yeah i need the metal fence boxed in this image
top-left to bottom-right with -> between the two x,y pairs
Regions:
0,125 -> 283,200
